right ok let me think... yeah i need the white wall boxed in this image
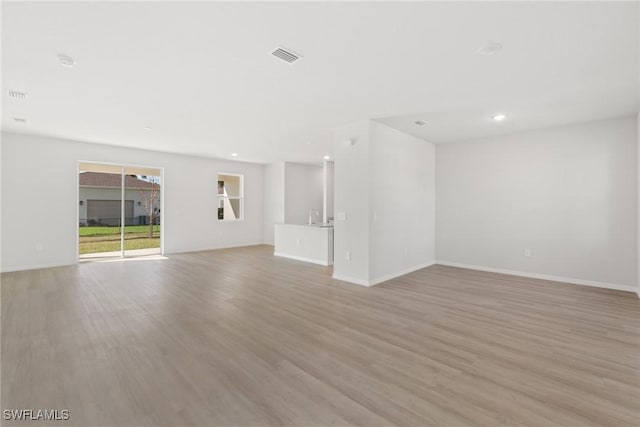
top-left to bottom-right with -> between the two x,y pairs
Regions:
1,132 -> 264,272
284,162 -> 324,225
436,116 -> 638,290
369,122 -> 436,282
332,120 -> 436,286
333,120 -> 372,284
637,112 -> 640,295
0,135 -> 3,272
262,161 -> 285,245
323,160 -> 334,223
262,161 -> 324,244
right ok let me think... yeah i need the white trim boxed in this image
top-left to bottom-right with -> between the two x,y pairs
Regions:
322,160 -> 329,224
76,162 -> 80,261
436,260 -> 638,294
1,261 -> 77,273
2,243 -> 265,273
79,185 -> 159,191
332,260 -> 436,287
167,242 -> 266,255
369,260 -> 436,286
159,168 -> 165,256
332,274 -> 371,287
217,217 -> 245,223
274,252 -> 331,266
120,165 -> 125,257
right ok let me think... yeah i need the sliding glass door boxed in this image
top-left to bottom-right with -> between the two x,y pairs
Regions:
78,162 -> 162,259
123,166 -> 161,257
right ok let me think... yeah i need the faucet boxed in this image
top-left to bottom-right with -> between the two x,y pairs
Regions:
308,208 -> 319,225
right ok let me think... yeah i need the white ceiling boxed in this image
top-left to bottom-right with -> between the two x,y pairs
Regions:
2,1 -> 638,164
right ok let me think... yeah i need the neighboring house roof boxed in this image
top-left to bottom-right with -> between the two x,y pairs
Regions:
79,172 -> 159,189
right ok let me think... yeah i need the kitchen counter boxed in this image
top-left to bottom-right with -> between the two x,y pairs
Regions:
274,223 -> 334,266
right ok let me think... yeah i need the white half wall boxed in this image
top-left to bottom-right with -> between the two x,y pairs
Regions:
284,162 -> 324,225
436,116 -> 638,289
1,132 -> 265,272
262,161 -> 285,245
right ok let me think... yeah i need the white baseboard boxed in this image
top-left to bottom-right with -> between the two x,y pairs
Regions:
2,242 -> 268,273
369,260 -> 437,286
331,274 -> 371,287
333,260 -> 436,287
436,260 -> 638,295
223,241 -> 268,249
168,242 -> 266,255
274,252 -> 331,266
1,260 -> 76,273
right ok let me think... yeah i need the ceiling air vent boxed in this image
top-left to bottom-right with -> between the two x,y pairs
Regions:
271,47 -> 301,64
8,90 -> 27,100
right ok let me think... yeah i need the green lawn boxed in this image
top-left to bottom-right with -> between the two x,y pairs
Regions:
79,225 -> 160,237
79,236 -> 161,255
79,226 -> 161,254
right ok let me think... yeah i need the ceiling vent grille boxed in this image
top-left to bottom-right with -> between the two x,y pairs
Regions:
271,47 -> 301,64
8,90 -> 27,100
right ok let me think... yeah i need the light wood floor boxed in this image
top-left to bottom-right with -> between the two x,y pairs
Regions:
2,245 -> 639,426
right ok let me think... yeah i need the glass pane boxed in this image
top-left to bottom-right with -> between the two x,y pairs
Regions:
218,197 -> 241,220
218,174 -> 242,197
229,199 -> 241,219
78,165 -> 123,258
218,196 -> 224,219
123,166 -> 161,257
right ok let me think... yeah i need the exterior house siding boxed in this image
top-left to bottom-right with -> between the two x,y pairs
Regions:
79,187 -> 159,226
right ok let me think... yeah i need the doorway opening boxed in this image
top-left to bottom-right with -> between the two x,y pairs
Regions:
78,162 -> 163,259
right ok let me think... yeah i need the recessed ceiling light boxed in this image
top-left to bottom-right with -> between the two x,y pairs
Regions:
492,113 -> 507,122
414,120 -> 428,126
231,153 -> 238,157
477,41 -> 503,55
57,53 -> 75,67
323,155 -> 331,160
13,117 -> 27,123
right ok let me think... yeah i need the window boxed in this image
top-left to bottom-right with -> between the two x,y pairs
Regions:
217,173 -> 243,220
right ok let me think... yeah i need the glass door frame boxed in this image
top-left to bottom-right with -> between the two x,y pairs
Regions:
77,160 -> 164,260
